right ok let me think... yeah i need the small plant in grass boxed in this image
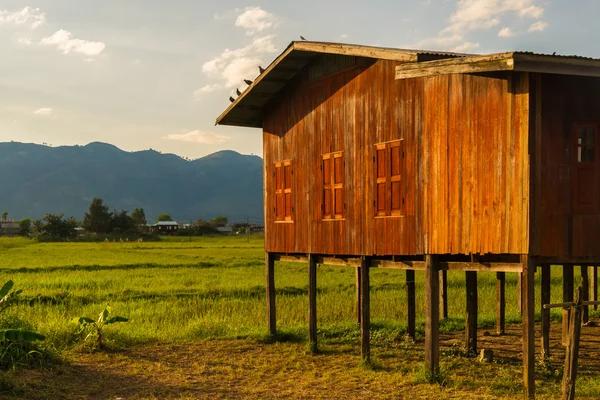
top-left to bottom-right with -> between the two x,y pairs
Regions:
0,280 -> 46,343
74,303 -> 128,350
414,364 -> 448,385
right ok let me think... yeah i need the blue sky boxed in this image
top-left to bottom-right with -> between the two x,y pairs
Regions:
0,0 -> 598,159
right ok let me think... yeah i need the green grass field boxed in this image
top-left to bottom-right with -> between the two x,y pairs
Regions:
1,235 -> 599,399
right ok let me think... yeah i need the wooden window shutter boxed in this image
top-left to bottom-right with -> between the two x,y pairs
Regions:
333,152 -> 344,219
322,154 -> 332,219
375,144 -> 387,216
283,160 -> 293,220
574,123 -> 599,214
275,162 -> 284,221
389,140 -> 403,216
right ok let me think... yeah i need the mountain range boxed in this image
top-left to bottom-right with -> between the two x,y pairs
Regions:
0,142 -> 264,223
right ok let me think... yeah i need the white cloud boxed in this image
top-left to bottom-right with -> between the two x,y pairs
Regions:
0,6 -> 45,29
40,29 -> 106,56
235,7 -> 278,36
163,131 -> 229,144
33,108 -> 53,115
17,36 -> 33,45
528,21 -> 548,32
498,27 -> 515,37
414,0 -> 545,51
340,33 -> 349,40
452,41 -> 480,52
202,35 -> 277,88
193,84 -> 223,98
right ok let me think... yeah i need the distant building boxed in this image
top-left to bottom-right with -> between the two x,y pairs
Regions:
151,221 -> 179,235
0,220 -> 19,237
217,226 -> 233,235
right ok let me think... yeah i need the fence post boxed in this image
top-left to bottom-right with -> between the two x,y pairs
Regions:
562,286 -> 584,400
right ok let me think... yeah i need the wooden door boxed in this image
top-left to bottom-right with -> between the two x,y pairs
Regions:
573,123 -> 599,215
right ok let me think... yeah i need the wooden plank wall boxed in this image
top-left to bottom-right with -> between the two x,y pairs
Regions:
263,57 -> 530,256
540,74 -> 600,258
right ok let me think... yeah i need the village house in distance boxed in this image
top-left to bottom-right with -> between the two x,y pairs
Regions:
217,41 -> 600,397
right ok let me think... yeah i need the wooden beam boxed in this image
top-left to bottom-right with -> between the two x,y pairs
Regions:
395,52 -> 515,80
496,272 -> 506,335
308,254 -> 318,353
406,269 -> 416,339
355,266 -> 361,325
319,256 -> 362,267
266,252 -> 276,337
425,255 -> 440,378
440,270 -> 448,320
563,265 -> 574,346
360,257 -> 371,362
541,264 -> 551,358
522,255 -> 536,399
592,266 -> 598,310
276,254 -> 309,263
293,41 -> 419,62
582,265 -> 589,325
373,260 -> 523,273
465,271 -> 478,354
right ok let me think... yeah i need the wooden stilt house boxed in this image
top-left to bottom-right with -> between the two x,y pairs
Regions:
216,41 -> 600,398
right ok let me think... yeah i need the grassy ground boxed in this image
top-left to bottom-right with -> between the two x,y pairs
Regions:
0,236 -> 599,399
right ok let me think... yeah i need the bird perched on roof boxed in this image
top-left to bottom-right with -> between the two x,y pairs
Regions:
236,88 -> 242,96
552,52 -> 556,56
244,79 -> 253,85
229,96 -> 235,103
259,66 -> 265,74
300,36 -> 307,41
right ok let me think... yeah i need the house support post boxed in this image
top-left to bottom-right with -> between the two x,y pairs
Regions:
308,254 -> 318,353
496,272 -> 506,335
592,266 -> 598,310
522,255 -> 536,399
355,266 -> 362,325
541,264 -> 551,358
425,255 -> 440,379
465,271 -> 478,353
563,264 -> 574,346
266,252 -> 276,337
406,269 -> 416,339
440,270 -> 448,320
360,256 -> 371,362
582,265 -> 589,325
517,272 -> 523,315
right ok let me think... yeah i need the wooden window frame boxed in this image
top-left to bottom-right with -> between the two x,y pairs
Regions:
274,160 -> 294,223
321,151 -> 345,220
374,139 -> 405,218
573,122 -> 599,215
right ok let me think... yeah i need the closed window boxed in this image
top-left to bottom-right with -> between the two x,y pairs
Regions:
322,152 -> 344,219
275,160 -> 293,221
374,140 -> 404,217
574,123 -> 598,214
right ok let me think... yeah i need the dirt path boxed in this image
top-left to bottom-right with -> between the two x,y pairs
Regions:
4,324 -> 600,399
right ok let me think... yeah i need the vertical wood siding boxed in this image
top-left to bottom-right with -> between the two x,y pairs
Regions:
263,58 -> 530,255
540,74 -> 600,258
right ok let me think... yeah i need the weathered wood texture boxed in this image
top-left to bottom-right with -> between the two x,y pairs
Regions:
465,271 -> 478,353
308,254 -> 318,351
262,58 -> 530,256
562,287 -> 584,400
563,265 -> 574,346
266,253 -> 276,336
496,272 -> 505,335
540,74 -> 600,258
425,255 -> 440,377
521,255 -> 536,399
406,269 -> 416,339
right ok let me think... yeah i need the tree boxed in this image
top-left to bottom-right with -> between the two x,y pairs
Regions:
157,213 -> 173,222
40,213 -> 76,239
131,208 -> 147,226
109,209 -> 134,233
192,219 -> 219,235
210,216 -> 228,227
19,218 -> 31,236
83,197 -> 111,234
1,212 -> 7,221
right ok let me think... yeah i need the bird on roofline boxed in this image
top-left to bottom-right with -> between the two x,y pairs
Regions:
244,79 -> 253,85
300,36 -> 307,41
259,66 -> 265,74
236,88 -> 242,96
229,96 -> 235,103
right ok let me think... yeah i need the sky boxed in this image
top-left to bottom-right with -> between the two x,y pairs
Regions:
0,0 -> 598,159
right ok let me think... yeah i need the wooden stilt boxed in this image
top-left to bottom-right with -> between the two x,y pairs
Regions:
308,254 -> 318,352
592,266 -> 598,311
440,270 -> 448,320
360,257 -> 370,362
541,264 -> 551,358
406,269 -> 416,339
465,271 -> 478,353
521,255 -> 536,399
496,272 -> 506,335
266,252 -> 276,337
355,266 -> 361,325
425,255 -> 440,379
582,265 -> 589,325
562,286 -> 584,400
517,272 -> 523,315
563,264 -> 574,346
